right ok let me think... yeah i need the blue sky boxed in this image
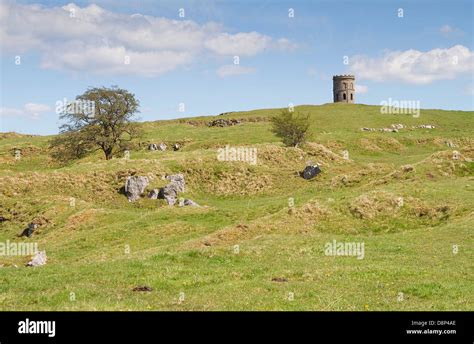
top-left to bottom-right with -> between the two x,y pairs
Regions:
1,0 -> 473,135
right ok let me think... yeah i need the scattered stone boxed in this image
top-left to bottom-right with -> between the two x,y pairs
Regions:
159,183 -> 179,206
132,286 -> 153,292
452,150 -> 460,160
183,199 -> 199,207
271,277 -> 288,283
19,223 -> 38,238
341,150 -> 349,160
148,143 -> 158,151
26,250 -> 47,267
401,164 -> 415,172
172,143 -> 180,151
165,174 -> 185,192
153,174 -> 187,206
147,189 -> 159,199
446,140 -> 456,148
158,143 -> 167,151
208,118 -> 241,127
391,124 -> 405,129
360,127 -> 375,132
396,197 -> 404,207
125,176 -> 149,202
380,128 -> 398,133
0,216 -> 9,222
301,165 -> 321,180
418,124 -> 436,129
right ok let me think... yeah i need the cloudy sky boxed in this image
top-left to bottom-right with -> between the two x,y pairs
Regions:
0,0 -> 473,135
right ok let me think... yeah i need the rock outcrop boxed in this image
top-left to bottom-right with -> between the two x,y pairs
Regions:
208,119 -> 241,127
301,165 -> 321,180
148,189 -> 159,199
165,174 -> 185,192
159,183 -> 179,205
125,176 -> 149,202
157,174 -> 186,205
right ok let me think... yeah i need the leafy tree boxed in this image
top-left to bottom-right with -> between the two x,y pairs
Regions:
270,109 -> 310,147
50,86 -> 141,161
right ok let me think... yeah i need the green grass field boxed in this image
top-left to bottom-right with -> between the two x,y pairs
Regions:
0,103 -> 472,310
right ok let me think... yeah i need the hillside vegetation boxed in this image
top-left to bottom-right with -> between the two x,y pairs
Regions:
0,103 -> 473,310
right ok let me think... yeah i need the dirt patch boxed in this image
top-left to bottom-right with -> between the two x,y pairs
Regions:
288,200 -> 330,219
186,166 -> 273,196
64,209 -> 101,230
349,191 -> 403,219
257,145 -> 305,167
349,191 -> 451,221
358,137 -> 405,152
303,142 -> 346,163
358,138 -> 382,152
331,163 -> 392,187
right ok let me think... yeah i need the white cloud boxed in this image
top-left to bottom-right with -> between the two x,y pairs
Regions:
350,45 -> 474,85
440,25 -> 453,34
0,2 -> 296,76
440,25 -> 464,38
205,32 -> 271,56
0,103 -> 51,119
216,65 -> 256,78
355,84 -> 368,94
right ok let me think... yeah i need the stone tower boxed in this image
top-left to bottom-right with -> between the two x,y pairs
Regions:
333,75 -> 355,103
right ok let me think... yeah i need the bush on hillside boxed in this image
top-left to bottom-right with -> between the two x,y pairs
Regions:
270,109 -> 310,148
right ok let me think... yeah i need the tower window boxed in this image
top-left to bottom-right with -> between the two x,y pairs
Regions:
343,93 -> 347,100
350,93 -> 353,100
343,82 -> 347,89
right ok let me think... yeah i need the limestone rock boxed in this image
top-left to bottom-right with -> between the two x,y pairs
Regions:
156,174 -> 186,205
125,176 -> 149,202
148,189 -> 159,199
166,174 -> 185,192
208,118 -> 241,127
27,250 -> 47,267
184,199 -> 199,207
159,183 -> 179,205
418,124 -> 436,129
391,124 -> 405,129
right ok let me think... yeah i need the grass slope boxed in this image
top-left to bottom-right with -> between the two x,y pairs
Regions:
0,103 -> 472,310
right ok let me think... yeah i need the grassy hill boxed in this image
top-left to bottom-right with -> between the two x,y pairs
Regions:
0,103 -> 473,310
